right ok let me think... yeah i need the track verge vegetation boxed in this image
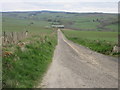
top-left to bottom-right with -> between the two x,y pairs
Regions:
62,29 -> 119,56
2,32 -> 57,88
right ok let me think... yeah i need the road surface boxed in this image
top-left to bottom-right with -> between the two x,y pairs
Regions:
37,29 -> 118,88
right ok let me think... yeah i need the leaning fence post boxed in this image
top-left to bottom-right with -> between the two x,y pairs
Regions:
3,31 -> 6,44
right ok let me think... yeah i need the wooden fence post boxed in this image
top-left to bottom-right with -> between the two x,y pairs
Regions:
3,31 -> 6,43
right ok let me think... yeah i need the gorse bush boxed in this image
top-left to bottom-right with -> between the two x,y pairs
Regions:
3,34 -> 57,88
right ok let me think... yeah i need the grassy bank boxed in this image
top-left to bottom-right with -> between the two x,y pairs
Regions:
2,32 -> 57,88
62,29 -> 118,56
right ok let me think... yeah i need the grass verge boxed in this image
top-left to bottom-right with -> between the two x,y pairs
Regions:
62,29 -> 119,56
2,32 -> 57,88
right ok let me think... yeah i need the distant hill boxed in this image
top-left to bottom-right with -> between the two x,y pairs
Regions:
2,10 -> 118,32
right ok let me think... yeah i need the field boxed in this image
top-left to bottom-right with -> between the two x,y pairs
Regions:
63,30 -> 118,42
2,11 -> 118,32
62,29 -> 118,55
2,14 -> 52,33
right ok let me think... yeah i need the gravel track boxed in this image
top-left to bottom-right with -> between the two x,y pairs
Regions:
37,29 -> 118,88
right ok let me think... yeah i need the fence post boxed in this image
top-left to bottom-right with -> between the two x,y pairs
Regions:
12,32 -> 14,44
3,31 -> 6,43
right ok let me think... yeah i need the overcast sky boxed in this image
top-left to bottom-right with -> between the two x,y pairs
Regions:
0,0 -> 119,13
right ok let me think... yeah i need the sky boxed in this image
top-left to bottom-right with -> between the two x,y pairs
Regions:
0,0 -> 119,13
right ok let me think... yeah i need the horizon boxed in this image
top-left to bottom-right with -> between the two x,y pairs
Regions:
1,10 -> 118,14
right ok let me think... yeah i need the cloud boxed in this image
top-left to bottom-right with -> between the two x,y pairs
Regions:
1,0 -> 24,2
0,0 -> 119,3
1,1 -> 118,13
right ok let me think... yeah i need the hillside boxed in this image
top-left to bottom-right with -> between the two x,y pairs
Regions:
2,11 -> 118,32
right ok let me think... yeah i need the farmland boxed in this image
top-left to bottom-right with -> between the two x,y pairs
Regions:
2,13 -> 52,33
2,11 -> 118,32
63,30 -> 118,42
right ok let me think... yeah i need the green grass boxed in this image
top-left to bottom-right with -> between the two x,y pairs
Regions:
105,24 -> 118,31
63,30 -> 118,42
72,21 -> 100,30
2,33 -> 57,88
62,29 -> 118,55
2,12 -> 118,32
2,16 -> 51,33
